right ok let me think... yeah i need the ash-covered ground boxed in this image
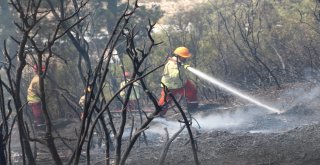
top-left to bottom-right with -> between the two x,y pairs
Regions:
10,82 -> 320,165
122,103 -> 320,165
126,83 -> 320,165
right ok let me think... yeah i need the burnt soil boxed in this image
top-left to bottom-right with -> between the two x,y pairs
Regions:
126,82 -> 320,165
11,82 -> 320,165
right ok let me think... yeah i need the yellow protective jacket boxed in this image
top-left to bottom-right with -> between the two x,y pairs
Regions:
27,75 -> 41,103
160,56 -> 187,89
79,95 -> 85,109
120,80 -> 141,101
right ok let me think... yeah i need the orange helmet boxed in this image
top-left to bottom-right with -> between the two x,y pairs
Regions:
173,47 -> 191,58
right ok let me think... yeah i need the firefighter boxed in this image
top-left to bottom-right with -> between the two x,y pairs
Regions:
27,64 -> 46,129
158,46 -> 198,116
79,86 -> 92,120
119,71 -> 142,111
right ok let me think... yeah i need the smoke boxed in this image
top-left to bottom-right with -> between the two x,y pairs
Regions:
147,107 -> 270,136
193,106 -> 272,131
193,109 -> 253,130
146,80 -> 320,138
147,118 -> 185,137
278,84 -> 320,113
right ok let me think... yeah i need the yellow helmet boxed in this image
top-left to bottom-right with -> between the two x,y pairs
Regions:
174,47 -> 192,58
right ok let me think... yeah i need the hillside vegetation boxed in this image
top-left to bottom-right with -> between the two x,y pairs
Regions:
1,0 -> 320,164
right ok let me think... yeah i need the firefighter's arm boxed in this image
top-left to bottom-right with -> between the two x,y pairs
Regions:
177,61 -> 190,69
183,64 -> 190,69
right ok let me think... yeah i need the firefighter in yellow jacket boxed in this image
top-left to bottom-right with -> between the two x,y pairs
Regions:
158,46 -> 198,116
79,86 -> 92,120
27,64 -> 46,128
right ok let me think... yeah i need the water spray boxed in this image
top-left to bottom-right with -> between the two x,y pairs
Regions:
185,66 -> 281,114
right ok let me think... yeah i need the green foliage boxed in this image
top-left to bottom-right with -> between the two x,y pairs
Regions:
150,0 -> 320,93
5,0 -> 320,109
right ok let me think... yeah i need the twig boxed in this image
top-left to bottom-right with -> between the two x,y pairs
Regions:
158,125 -> 186,165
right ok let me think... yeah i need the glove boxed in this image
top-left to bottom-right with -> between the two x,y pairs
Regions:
183,64 -> 190,69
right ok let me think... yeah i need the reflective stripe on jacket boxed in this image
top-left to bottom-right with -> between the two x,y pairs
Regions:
160,57 -> 187,89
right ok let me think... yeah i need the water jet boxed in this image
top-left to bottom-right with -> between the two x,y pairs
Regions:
186,66 -> 281,114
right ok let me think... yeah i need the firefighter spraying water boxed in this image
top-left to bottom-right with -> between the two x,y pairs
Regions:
158,46 -> 280,116
184,65 -> 282,114
158,47 -> 198,117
